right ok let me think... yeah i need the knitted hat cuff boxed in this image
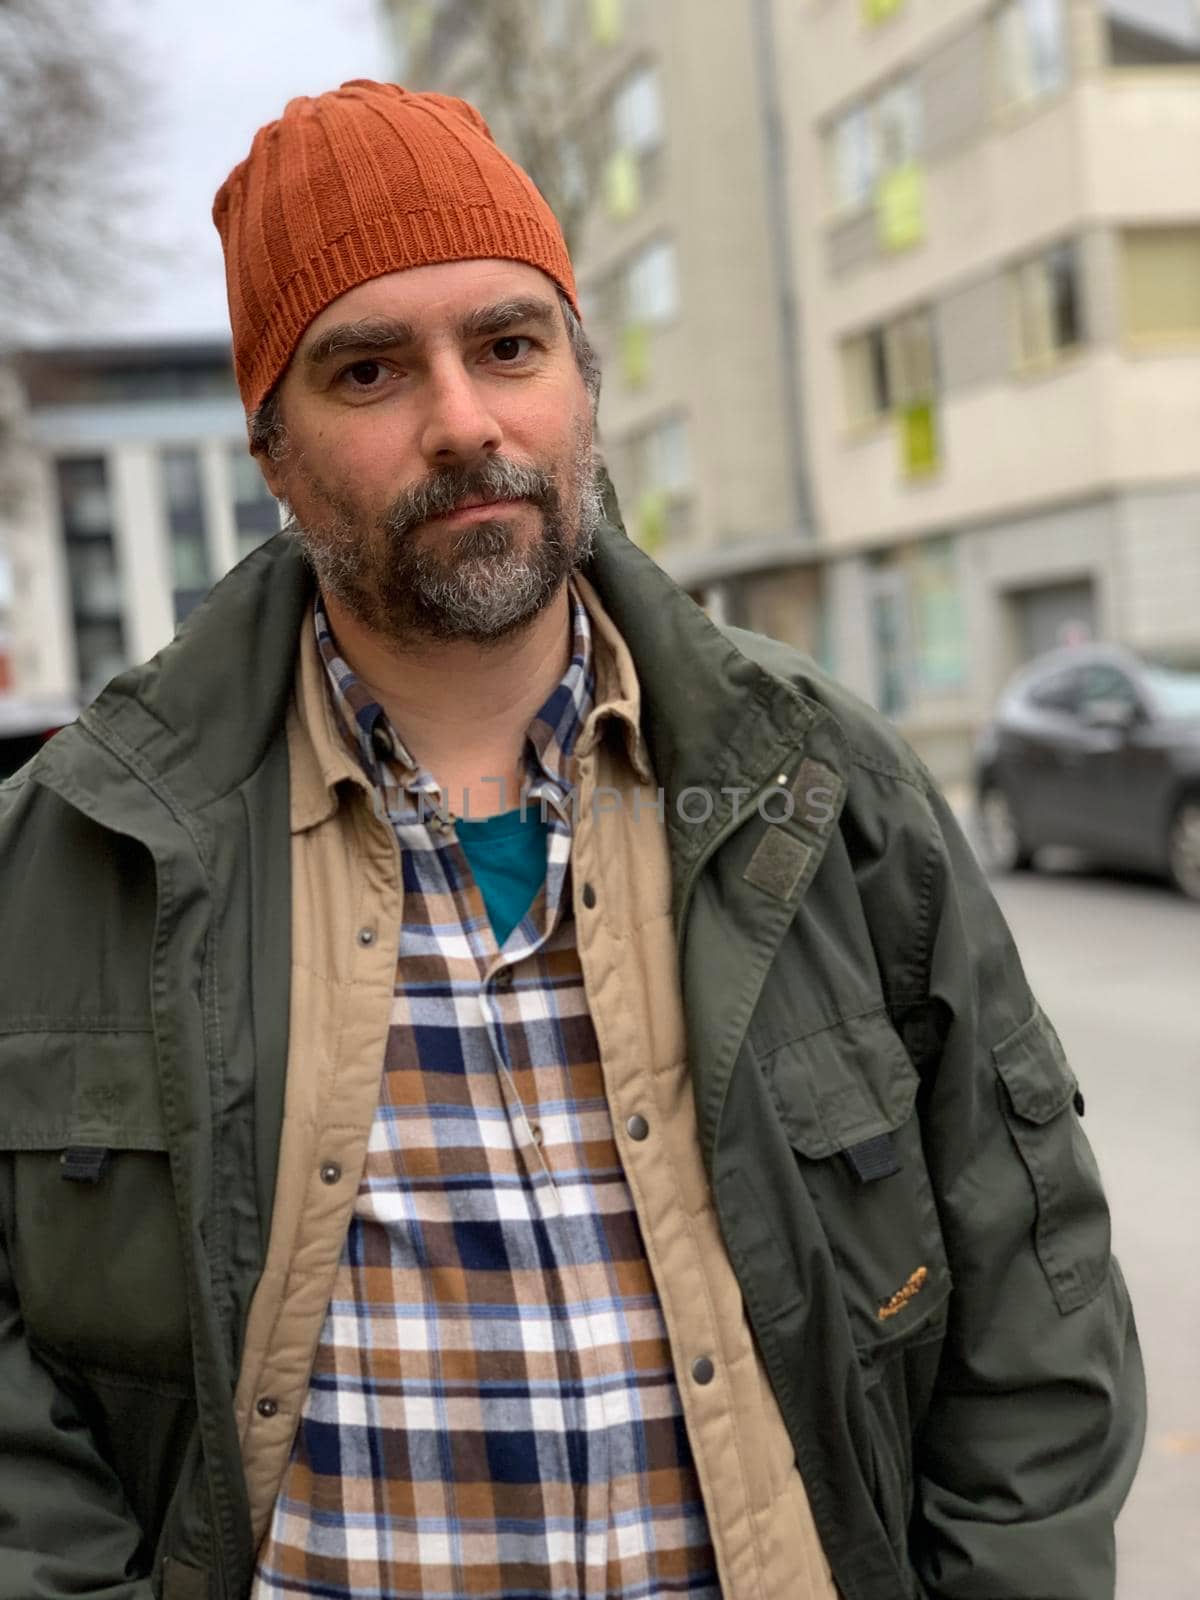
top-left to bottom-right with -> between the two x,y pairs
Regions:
242,206 -> 576,417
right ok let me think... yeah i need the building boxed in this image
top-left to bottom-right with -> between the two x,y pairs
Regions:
385,0 -> 826,650
387,0 -> 1200,785
1,340 -> 280,706
778,0 -> 1200,778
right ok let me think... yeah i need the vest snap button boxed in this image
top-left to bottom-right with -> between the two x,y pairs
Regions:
626,1113 -> 649,1141
691,1357 -> 715,1386
319,1162 -> 341,1185
255,1396 -> 279,1418
356,926 -> 376,947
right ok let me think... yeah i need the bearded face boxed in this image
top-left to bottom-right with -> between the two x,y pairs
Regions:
256,261 -> 605,650
279,408 -> 604,647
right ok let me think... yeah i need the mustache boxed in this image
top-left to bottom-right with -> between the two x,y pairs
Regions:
383,457 -> 556,540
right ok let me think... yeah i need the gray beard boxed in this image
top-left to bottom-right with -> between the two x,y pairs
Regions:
284,436 -> 604,647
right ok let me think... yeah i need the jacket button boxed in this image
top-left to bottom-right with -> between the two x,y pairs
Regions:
581,881 -> 597,909
255,1396 -> 278,1418
691,1357 -> 715,1386
356,926 -> 376,947
626,1113 -> 649,1141
319,1162 -> 341,1185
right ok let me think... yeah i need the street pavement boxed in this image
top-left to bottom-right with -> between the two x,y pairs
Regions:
987,859 -> 1200,1600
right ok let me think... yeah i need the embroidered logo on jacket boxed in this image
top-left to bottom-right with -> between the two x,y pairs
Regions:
878,1265 -> 928,1321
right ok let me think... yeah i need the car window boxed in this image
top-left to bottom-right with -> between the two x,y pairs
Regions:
1143,666 -> 1200,719
1026,667 -> 1085,715
1077,665 -> 1140,712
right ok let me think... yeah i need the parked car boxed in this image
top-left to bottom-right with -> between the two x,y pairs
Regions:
974,644 -> 1200,900
0,697 -> 77,781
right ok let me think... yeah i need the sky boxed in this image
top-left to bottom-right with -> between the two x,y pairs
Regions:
56,0 -> 392,344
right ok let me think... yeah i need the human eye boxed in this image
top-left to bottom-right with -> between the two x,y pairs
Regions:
487,335 -> 537,365
334,358 -> 398,393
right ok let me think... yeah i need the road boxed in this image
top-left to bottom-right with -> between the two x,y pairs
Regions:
988,860 -> 1200,1600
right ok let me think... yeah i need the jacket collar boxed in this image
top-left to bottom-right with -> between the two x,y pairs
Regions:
48,522 -> 839,871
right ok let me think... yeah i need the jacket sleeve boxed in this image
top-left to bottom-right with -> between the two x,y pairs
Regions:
0,1168 -> 153,1600
904,784 -> 1146,1600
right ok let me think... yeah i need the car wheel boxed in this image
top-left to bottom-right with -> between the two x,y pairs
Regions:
1166,796 -> 1200,902
978,785 -> 1034,875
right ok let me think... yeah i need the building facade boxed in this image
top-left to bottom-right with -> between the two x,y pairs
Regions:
387,0 -> 1200,784
1,342 -> 280,706
385,0 -> 824,640
776,0 -> 1200,777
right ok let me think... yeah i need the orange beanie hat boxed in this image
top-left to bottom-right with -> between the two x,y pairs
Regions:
213,79 -> 578,416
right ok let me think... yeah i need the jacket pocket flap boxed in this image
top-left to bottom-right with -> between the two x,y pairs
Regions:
991,1006 -> 1077,1125
762,1009 -> 919,1159
0,1029 -> 166,1150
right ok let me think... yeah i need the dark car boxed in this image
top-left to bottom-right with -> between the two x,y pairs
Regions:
0,698 -> 77,781
974,644 -> 1200,900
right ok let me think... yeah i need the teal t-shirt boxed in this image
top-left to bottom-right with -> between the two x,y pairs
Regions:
455,805 -> 550,949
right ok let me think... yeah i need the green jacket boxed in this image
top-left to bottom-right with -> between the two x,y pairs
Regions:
0,523 -> 1144,1600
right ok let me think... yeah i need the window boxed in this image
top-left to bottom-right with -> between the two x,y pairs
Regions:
1106,10 -> 1200,68
841,327 -> 891,425
57,456 -> 114,538
161,447 -> 212,622
876,79 -> 922,172
623,237 -> 677,324
55,456 -> 126,702
828,75 -> 922,213
1011,240 -> 1083,365
868,564 -> 914,718
1120,228 -> 1200,345
886,309 -> 937,405
606,63 -> 663,215
230,447 -> 282,561
624,413 -> 692,548
637,413 -> 690,495
1026,666 -> 1085,714
842,310 -> 936,426
911,538 -> 967,690
1077,663 -> 1141,718
993,0 -> 1068,110
612,63 -> 661,152
830,105 -> 876,212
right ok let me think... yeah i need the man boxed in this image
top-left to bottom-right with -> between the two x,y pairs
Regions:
0,81 -> 1143,1600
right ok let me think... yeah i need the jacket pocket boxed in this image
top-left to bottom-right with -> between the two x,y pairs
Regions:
761,1008 -> 952,1361
992,1005 -> 1111,1314
0,1029 -> 192,1385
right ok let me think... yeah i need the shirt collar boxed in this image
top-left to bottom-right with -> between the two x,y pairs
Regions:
289,578 -> 652,835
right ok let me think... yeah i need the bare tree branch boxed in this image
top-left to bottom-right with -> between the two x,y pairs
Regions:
0,0 -> 152,345
399,0 -> 608,260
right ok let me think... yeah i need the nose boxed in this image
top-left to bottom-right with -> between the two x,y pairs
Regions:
417,354 -> 502,466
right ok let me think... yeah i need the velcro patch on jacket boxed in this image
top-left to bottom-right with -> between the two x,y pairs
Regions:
843,1132 -> 902,1183
789,758 -> 843,827
743,830 -> 813,901
60,1145 -> 110,1183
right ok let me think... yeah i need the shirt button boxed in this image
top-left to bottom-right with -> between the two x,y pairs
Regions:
493,967 -> 514,991
530,1123 -> 544,1146
356,926 -> 376,947
255,1396 -> 279,1418
581,881 -> 597,910
626,1113 -> 649,1141
319,1162 -> 341,1185
691,1357 -> 716,1386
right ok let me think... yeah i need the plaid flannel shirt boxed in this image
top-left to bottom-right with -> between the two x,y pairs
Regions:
251,585 -> 719,1599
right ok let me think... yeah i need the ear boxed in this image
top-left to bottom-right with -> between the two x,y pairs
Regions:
253,448 -> 287,501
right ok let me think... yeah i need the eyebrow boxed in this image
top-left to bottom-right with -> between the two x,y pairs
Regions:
300,296 -> 561,373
